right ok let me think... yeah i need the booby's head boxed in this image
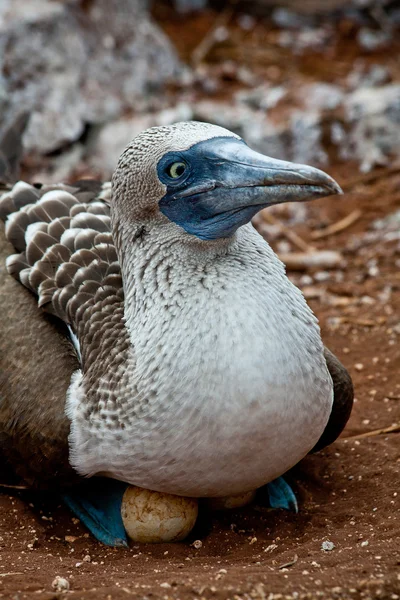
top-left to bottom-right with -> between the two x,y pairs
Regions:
112,121 -> 341,241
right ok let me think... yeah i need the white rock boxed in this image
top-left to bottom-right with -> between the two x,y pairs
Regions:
52,576 -> 70,592
0,0 -> 181,154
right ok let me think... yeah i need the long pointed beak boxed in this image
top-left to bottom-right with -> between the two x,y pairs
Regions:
159,137 -> 342,240
218,149 -> 342,202
174,138 -> 342,204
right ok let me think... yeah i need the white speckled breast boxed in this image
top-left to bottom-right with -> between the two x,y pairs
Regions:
67,224 -> 333,497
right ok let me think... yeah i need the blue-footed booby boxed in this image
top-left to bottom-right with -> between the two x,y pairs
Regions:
0,121 -> 353,546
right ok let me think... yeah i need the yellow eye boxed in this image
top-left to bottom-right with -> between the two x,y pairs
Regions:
167,162 -> 186,179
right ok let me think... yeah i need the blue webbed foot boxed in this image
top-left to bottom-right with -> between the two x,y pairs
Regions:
266,476 -> 298,513
62,478 -> 129,546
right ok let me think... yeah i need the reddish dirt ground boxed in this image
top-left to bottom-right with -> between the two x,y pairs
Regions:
1,9 -> 399,600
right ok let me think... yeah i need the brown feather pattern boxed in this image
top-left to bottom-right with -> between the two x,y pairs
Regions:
0,223 -> 80,488
0,179 -> 133,486
2,182 -> 117,332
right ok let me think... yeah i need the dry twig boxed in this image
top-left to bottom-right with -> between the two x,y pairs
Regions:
260,210 -> 315,253
345,423 -> 400,440
278,554 -> 298,569
311,209 -> 362,240
336,317 -> 379,326
0,482 -> 28,490
191,8 -> 234,66
341,162 -> 400,192
278,250 -> 342,271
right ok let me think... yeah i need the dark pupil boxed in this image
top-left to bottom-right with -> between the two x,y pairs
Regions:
171,163 -> 185,177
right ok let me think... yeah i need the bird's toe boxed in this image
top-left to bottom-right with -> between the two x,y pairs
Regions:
266,476 -> 298,513
62,478 -> 129,547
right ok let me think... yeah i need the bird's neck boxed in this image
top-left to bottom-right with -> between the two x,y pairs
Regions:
115,221 -> 239,323
113,220 -> 296,402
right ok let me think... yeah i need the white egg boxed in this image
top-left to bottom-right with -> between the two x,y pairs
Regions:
121,486 -> 198,543
207,490 -> 256,511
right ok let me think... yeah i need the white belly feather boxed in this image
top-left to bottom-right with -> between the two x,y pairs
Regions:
67,224 -> 333,496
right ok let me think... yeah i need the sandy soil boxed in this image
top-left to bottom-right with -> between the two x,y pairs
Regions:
0,9 -> 399,600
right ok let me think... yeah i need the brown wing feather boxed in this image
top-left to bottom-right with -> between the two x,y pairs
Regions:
0,224 -> 80,488
0,179 -> 117,488
1,181 -> 117,328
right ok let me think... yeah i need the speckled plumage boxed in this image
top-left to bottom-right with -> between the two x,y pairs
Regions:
0,122 -> 352,497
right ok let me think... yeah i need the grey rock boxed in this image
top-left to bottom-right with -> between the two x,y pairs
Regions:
89,103 -> 194,177
357,28 -> 391,52
342,84 -> 400,172
237,15 -> 257,31
321,540 -> 335,551
219,0 -> 391,15
76,78 -> 400,181
278,26 -> 333,54
301,83 -> 344,111
0,111 -> 29,182
174,0 -> 207,13
347,62 -> 391,91
372,210 -> 400,232
193,100 -> 326,168
33,144 -> 86,186
236,85 -> 287,111
193,101 -> 290,159
0,0 -> 181,154
272,7 -> 316,29
89,79 -> 400,180
290,110 -> 328,165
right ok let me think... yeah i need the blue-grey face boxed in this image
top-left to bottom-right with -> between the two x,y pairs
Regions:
158,137 -> 342,240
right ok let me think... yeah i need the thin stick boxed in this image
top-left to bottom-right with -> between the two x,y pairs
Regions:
260,211 -> 315,253
0,572 -> 24,577
341,162 -> 400,192
278,554 -> 298,569
311,209 -> 362,240
0,482 -> 29,490
345,423 -> 400,440
338,317 -> 378,327
191,8 -> 234,66
278,250 -> 342,271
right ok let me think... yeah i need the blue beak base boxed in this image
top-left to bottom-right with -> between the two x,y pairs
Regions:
158,137 -> 342,240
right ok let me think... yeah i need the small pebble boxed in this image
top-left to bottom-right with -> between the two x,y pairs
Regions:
52,576 -> 70,592
65,535 -> 77,543
249,537 -> 257,545
321,540 -> 335,551
192,540 -> 203,549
